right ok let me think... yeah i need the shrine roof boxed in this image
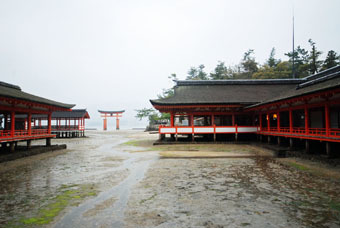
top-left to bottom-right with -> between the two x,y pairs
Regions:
0,81 -> 75,109
52,109 -> 90,118
150,80 -> 300,107
151,66 -> 340,109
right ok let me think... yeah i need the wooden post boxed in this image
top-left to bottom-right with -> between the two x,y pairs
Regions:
305,140 -> 310,154
27,140 -> 32,149
289,138 -> 294,149
10,142 -> 15,152
326,142 -> 332,158
46,138 -> 51,146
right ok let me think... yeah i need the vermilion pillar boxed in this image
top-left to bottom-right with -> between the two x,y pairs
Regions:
259,113 -> 262,131
48,113 -> 52,134
277,112 -> 280,132
28,112 -> 32,136
103,118 -> 107,131
10,111 -> 15,136
304,106 -> 309,134
116,117 -> 120,130
289,108 -> 293,133
170,113 -> 174,127
325,103 -> 330,136
267,113 -> 270,131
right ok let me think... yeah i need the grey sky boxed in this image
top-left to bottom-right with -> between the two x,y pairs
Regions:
1,0 -> 339,129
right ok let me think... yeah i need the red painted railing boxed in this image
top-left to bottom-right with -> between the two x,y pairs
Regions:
159,125 -> 258,134
0,129 -> 51,140
158,125 -> 340,142
258,126 -> 340,142
0,130 -> 11,137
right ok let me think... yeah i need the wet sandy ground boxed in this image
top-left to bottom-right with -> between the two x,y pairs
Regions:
0,131 -> 339,228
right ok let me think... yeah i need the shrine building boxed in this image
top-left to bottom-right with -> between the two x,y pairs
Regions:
150,66 -> 340,156
0,81 -> 74,151
27,109 -> 90,138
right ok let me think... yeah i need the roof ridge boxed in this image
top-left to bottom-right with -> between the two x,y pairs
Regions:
176,79 -> 304,86
297,71 -> 340,89
0,81 -> 21,90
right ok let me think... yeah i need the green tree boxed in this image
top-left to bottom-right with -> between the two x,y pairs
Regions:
285,45 -> 309,78
209,61 -> 234,80
266,48 -> 280,67
308,39 -> 322,74
236,49 -> 258,79
186,64 -> 208,80
253,61 -> 291,79
321,50 -> 339,71
135,108 -> 170,125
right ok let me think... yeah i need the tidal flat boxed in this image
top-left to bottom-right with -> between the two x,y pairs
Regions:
0,130 -> 339,228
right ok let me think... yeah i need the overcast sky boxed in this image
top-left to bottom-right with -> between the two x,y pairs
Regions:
1,0 -> 339,129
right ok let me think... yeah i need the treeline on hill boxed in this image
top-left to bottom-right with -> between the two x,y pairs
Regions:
136,39 -> 339,127
185,39 -> 339,80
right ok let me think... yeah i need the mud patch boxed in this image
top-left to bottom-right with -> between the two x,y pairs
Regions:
124,157 -> 340,227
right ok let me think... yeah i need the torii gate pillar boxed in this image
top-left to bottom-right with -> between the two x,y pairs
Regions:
116,117 -> 120,130
103,118 -> 107,131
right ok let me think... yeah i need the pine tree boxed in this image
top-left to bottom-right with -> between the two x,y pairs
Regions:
321,50 -> 339,71
308,39 -> 322,74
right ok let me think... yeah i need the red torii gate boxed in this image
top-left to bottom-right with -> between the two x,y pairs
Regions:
98,110 -> 125,130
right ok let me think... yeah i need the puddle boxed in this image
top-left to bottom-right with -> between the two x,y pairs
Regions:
54,155 -> 157,228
